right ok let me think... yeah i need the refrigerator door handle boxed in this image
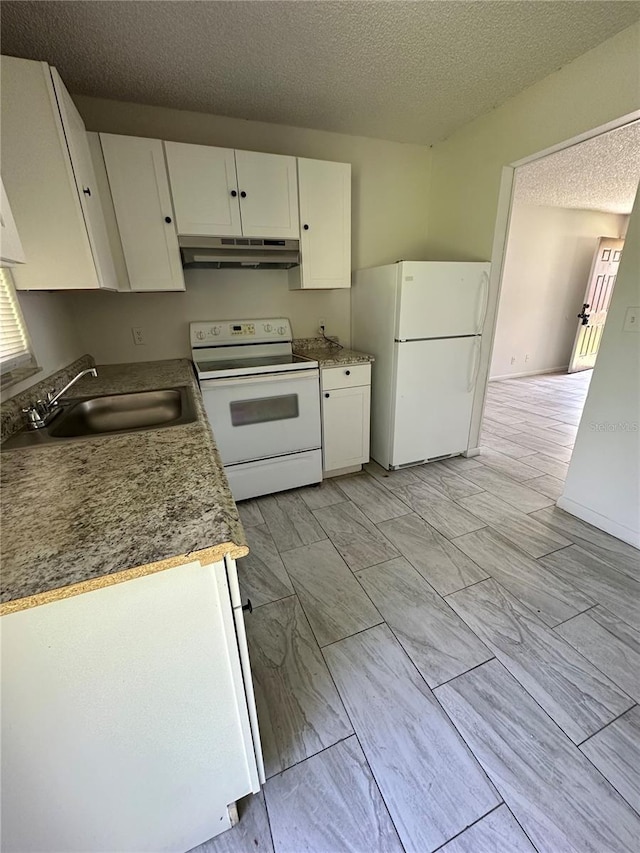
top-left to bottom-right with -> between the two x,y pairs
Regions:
476,271 -> 490,334
468,337 -> 482,392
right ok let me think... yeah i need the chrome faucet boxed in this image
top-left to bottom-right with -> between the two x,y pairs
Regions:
47,367 -> 98,409
22,368 -> 98,429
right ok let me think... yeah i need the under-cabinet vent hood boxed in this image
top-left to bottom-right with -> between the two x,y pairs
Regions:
179,236 -> 300,270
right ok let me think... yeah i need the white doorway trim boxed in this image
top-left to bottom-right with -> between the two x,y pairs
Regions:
467,109 -> 640,455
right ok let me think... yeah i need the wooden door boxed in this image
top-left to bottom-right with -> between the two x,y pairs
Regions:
293,158 -> 351,289
100,134 -> 185,292
234,150 -> 299,239
51,69 -> 118,291
164,141 -> 242,237
322,384 -> 371,472
568,237 -> 624,373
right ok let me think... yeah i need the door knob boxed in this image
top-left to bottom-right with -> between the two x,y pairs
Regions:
577,303 -> 591,325
164,216 -> 172,224
240,191 -> 247,198
230,190 -> 237,197
324,392 -> 330,398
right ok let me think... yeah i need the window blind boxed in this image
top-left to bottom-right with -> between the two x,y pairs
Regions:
0,268 -> 31,373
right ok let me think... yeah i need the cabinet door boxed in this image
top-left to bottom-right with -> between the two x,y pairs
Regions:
1,57 -> 101,289
0,179 -> 25,265
51,69 -> 118,291
100,134 -> 185,292
295,158 -> 351,289
165,141 -> 242,237
322,384 -> 371,472
234,150 -> 299,239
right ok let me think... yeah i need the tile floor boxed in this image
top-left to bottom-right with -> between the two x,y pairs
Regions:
195,370 -> 640,853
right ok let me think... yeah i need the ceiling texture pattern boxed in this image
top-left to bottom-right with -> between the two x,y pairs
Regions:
1,1 -> 639,144
516,122 -> 640,215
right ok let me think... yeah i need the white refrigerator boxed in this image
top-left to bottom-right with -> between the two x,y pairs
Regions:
352,261 -> 490,469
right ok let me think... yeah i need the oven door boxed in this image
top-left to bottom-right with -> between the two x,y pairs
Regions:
200,370 -> 321,465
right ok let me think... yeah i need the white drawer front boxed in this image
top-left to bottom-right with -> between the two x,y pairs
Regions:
321,363 -> 371,391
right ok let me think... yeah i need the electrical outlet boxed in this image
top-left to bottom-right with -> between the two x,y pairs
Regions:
525,354 -> 530,362
510,356 -> 516,365
318,318 -> 326,334
131,327 -> 145,346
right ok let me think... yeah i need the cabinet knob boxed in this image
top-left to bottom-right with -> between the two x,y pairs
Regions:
164,216 -> 172,224
324,392 -> 330,398
240,191 -> 247,198
303,223 -> 309,230
230,190 -> 237,197
242,599 -> 253,614
345,370 -> 351,376
82,186 -> 92,197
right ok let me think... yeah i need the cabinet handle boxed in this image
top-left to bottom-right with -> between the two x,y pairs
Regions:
164,216 -> 172,224
345,370 -> 351,376
82,187 -> 92,197
324,392 -> 330,398
230,190 -> 237,197
240,191 -> 247,198
303,223 -> 309,230
242,599 -> 253,614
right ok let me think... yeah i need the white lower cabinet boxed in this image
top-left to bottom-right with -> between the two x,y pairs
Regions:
1,557 -> 262,852
321,364 -> 371,475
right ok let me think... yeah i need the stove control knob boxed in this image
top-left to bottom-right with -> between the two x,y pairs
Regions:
277,326 -> 286,335
263,323 -> 273,333
209,326 -> 220,336
195,331 -> 205,340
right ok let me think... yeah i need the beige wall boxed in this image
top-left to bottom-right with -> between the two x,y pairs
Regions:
559,197 -> 640,546
64,96 -> 432,362
491,205 -> 629,380
3,289 -> 84,400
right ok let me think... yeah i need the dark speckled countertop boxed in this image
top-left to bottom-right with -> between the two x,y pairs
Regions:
1,359 -> 247,614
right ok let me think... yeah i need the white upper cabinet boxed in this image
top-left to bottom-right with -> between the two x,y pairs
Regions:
100,134 -> 185,292
50,70 -> 118,291
165,145 -> 299,240
0,56 -> 117,290
289,158 -> 351,290
234,150 -> 299,239
0,179 -> 26,266
165,142 -> 242,237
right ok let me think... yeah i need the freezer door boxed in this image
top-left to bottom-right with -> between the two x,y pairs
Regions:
390,337 -> 479,466
396,262 -> 490,340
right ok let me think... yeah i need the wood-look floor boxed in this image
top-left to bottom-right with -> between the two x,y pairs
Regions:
194,370 -> 640,853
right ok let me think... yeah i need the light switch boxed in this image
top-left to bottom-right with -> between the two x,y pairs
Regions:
623,306 -> 639,332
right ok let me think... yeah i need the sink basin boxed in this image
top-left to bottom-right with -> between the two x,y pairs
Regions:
2,387 -> 197,450
50,388 -> 194,437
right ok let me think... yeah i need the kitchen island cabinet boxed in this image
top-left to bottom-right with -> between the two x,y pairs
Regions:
2,557 -> 261,853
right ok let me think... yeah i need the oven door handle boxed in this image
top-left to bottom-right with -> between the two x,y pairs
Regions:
200,371 -> 319,389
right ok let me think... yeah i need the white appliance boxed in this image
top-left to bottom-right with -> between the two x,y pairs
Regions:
352,261 -> 490,469
192,318 -> 322,500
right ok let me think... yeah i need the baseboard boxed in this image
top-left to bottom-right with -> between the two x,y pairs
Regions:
464,447 -> 481,458
556,495 -> 640,549
489,366 -> 569,381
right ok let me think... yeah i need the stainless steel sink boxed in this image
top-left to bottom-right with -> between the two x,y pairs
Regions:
2,387 -> 197,450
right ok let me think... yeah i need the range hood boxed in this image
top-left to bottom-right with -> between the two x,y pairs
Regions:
179,236 -> 300,270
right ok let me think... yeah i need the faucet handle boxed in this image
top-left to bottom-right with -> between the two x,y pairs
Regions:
45,389 -> 57,406
22,405 -> 46,430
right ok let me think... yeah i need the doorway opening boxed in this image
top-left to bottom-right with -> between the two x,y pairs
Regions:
490,121 -> 638,383
477,120 -> 639,486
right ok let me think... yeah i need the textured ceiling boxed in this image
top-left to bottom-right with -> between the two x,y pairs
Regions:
1,1 -> 639,144
515,122 -> 640,215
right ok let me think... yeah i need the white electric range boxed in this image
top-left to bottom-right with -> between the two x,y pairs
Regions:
191,319 -> 322,501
